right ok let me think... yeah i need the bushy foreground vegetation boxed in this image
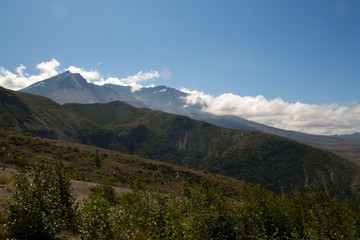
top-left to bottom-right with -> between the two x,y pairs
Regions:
2,161 -> 360,239
3,160 -> 77,239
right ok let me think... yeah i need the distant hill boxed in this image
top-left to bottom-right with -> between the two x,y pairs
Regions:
1,86 -> 358,197
20,71 -> 146,107
336,132 -> 360,142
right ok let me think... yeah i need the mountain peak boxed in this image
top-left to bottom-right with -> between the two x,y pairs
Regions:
59,70 -> 84,80
20,72 -> 147,107
56,70 -> 77,78
62,70 -> 71,74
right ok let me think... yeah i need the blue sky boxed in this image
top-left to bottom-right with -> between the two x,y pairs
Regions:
1,0 -> 359,135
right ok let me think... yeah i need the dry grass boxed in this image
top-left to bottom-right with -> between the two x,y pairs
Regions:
0,175 -> 9,184
0,130 -> 245,197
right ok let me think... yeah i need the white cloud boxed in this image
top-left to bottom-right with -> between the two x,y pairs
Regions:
93,70 -> 160,92
66,66 -> 100,81
181,88 -> 360,135
0,59 -> 159,93
0,58 -> 60,90
2,58 -> 358,135
35,58 -> 60,77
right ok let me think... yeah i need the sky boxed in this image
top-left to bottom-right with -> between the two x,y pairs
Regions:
0,0 -> 359,135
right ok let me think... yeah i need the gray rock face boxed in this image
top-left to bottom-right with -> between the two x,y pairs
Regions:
20,71 -> 147,107
105,84 -> 203,114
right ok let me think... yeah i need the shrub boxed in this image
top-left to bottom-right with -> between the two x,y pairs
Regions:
182,181 -> 236,239
4,159 -> 77,239
79,196 -> 113,240
236,185 -> 291,239
112,188 -> 185,239
91,183 -> 117,204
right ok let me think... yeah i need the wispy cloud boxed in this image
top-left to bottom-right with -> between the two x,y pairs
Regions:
93,70 -> 160,92
66,66 -> 100,81
181,88 -> 360,135
0,58 -> 60,90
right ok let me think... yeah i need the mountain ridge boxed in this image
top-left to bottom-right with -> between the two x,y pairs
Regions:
2,86 -> 359,198
20,71 -> 147,107
20,72 -> 360,164
105,84 -> 360,164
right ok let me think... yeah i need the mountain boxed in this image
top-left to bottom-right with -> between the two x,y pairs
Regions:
19,72 -> 358,153
5,84 -> 360,197
105,84 -> 203,114
17,72 -> 360,164
0,86 -> 117,146
21,71 -> 146,107
0,85 -> 85,140
336,132 -> 360,142
62,101 -> 360,198
185,113 -> 360,164
105,84 -> 360,164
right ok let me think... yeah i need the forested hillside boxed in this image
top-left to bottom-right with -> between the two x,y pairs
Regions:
1,86 -> 359,198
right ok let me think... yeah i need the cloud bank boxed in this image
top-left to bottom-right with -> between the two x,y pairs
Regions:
181,88 -> 360,135
0,58 -> 60,90
0,59 -> 159,92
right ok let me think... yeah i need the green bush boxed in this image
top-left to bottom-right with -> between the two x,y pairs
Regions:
112,189 -> 183,239
288,190 -> 358,239
107,181 -> 235,239
4,157 -> 360,239
4,159 -> 77,239
234,185 -> 360,239
78,197 -> 113,240
236,185 -> 292,239
91,183 -> 117,204
182,181 -> 236,239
